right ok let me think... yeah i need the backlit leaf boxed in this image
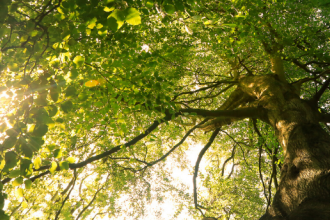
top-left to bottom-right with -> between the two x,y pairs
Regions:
34,157 -> 41,170
124,8 -> 141,25
49,161 -> 57,174
22,201 -> 28,209
85,80 -> 99,87
73,56 -> 85,67
12,177 -> 23,186
15,188 -> 24,198
67,157 -> 76,163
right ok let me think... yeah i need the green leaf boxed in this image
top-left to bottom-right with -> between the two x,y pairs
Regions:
124,8 -> 141,25
34,157 -> 41,170
0,210 -> 9,220
2,136 -> 17,150
60,161 -> 69,170
0,123 -> 7,133
73,56 -> 85,67
49,161 -> 57,174
6,128 -> 19,137
32,124 -> 48,137
53,149 -> 62,158
55,118 -> 64,123
145,1 -> 154,8
222,23 -> 237,27
87,17 -> 97,29
164,4 -> 175,14
65,86 -> 76,97
9,169 -> 20,178
24,179 -> 32,189
12,177 -> 23,186
27,137 -> 44,152
0,193 -> 5,210
50,81 -> 59,102
33,108 -> 50,123
107,17 -> 118,31
30,30 -> 39,37
110,9 -> 126,22
4,151 -> 18,170
47,105 -> 58,117
20,159 -> 33,177
61,100 -> 73,113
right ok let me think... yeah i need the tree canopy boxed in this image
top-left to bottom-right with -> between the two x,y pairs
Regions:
0,0 -> 330,219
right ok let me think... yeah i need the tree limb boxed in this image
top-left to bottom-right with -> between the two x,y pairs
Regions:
311,77 -> 330,104
317,112 -> 330,123
1,113 -> 178,185
193,128 -> 220,212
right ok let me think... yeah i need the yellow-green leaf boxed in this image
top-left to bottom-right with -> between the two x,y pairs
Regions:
53,149 -> 62,158
0,160 -> 5,170
34,157 -> 41,170
12,177 -> 23,186
87,17 -> 97,29
124,8 -> 141,25
67,157 -> 76,163
49,161 -> 57,174
15,188 -> 24,198
96,23 -> 103,29
60,161 -> 69,170
164,4 -> 175,14
85,80 -> 99,87
73,55 -> 85,67
104,6 -> 115,12
22,201 -> 28,209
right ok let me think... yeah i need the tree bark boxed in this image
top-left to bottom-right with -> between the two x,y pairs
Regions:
237,75 -> 330,219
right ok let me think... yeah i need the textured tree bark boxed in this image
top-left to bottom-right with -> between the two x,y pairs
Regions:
237,75 -> 330,220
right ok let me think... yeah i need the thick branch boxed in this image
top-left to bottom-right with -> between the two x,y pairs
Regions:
311,77 -> 330,104
318,112 -> 330,123
1,113 -> 178,184
70,114 -> 176,169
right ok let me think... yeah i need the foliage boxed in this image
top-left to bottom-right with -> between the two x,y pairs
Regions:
0,0 -> 329,219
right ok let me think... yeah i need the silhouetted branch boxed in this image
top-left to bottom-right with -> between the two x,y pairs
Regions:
55,169 -> 77,220
312,77 -> 330,104
221,145 -> 236,177
193,128 -> 220,212
140,119 -> 209,170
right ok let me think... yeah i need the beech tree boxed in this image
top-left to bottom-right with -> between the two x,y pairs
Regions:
0,0 -> 330,219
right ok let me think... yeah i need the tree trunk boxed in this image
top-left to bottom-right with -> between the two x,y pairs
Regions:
237,75 -> 330,220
